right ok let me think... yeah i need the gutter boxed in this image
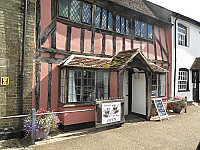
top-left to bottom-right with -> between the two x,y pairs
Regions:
173,15 -> 178,97
20,0 -> 28,115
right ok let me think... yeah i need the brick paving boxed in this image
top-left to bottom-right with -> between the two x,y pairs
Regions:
0,105 -> 200,150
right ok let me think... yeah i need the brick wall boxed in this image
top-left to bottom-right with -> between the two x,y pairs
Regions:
0,0 -> 35,131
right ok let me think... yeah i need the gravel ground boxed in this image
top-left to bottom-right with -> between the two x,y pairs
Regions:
1,106 -> 200,150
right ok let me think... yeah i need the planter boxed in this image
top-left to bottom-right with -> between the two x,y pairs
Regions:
168,101 -> 183,113
35,128 -> 50,140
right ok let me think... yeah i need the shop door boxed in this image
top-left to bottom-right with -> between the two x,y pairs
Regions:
193,71 -> 199,101
132,73 -> 146,115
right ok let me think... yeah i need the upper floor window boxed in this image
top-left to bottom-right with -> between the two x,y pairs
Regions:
116,15 -> 129,35
58,0 -> 91,24
178,68 -> 189,91
178,23 -> 187,46
151,74 -> 166,97
135,20 -> 153,39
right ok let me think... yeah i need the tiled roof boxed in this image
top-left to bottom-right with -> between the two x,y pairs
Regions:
110,0 -> 156,18
59,50 -> 168,73
59,55 -> 112,69
191,57 -> 200,70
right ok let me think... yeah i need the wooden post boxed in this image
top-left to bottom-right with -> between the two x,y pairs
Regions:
145,72 -> 152,121
31,108 -> 36,145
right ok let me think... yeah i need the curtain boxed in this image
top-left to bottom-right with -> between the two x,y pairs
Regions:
68,70 -> 77,102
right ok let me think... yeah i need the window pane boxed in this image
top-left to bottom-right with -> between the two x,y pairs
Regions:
126,19 -> 129,35
70,0 -> 80,22
59,0 -> 69,18
178,23 -> 187,46
82,2 -> 91,24
102,9 -> 107,29
108,12 -> 113,31
151,74 -> 158,97
178,70 -> 188,90
159,74 -> 166,96
97,72 -> 109,99
121,17 -> 125,34
141,22 -> 147,38
148,24 -> 153,39
116,15 -> 120,33
95,7 -> 101,28
135,20 -> 140,36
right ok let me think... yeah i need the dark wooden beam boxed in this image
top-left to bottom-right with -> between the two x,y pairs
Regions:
47,63 -> 52,110
80,29 -> 85,53
145,72 -> 152,121
35,62 -> 41,110
36,0 -> 41,50
66,26 -> 72,51
158,27 -> 164,65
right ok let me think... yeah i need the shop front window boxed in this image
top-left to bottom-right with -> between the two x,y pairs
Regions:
151,74 -> 166,97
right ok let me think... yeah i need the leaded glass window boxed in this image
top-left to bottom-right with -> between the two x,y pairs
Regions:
148,24 -> 153,39
126,19 -> 129,35
121,17 -> 125,34
102,9 -> 107,29
70,0 -> 80,22
135,20 -> 140,36
95,6 -> 101,28
141,22 -> 147,38
116,15 -> 120,33
59,0 -> 69,18
82,2 -> 91,24
108,12 -> 113,31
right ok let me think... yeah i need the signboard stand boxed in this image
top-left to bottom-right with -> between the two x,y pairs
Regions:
153,98 -> 169,121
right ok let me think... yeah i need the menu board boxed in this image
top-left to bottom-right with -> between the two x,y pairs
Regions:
154,99 -> 168,120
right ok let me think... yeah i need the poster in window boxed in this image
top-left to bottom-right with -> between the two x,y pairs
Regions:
102,102 -> 121,124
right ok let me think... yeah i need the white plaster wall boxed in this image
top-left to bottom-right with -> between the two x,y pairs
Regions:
132,73 -> 146,115
123,71 -> 129,115
171,17 -> 200,101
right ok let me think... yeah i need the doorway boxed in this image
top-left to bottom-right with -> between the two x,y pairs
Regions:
192,71 -> 199,101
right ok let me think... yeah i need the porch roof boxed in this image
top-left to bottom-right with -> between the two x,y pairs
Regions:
191,57 -> 200,70
59,49 -> 168,73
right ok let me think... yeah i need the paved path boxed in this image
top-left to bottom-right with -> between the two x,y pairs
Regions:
0,106 -> 200,150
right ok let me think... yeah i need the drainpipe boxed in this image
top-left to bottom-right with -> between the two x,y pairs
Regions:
20,0 -> 28,115
173,15 -> 178,97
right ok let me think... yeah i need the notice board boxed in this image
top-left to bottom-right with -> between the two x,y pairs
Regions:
154,99 -> 169,120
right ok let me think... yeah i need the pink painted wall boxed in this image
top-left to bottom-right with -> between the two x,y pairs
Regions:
40,62 -> 48,109
58,105 -> 95,125
142,42 -> 147,58
41,0 -> 51,48
84,30 -> 92,53
32,63 -> 35,108
156,41 -> 162,60
105,35 -> 113,56
51,64 -> 58,111
41,52 -> 50,57
116,37 -> 122,54
133,40 -> 140,49
56,22 -> 67,50
94,33 -> 102,54
110,72 -> 118,98
125,39 -> 131,50
55,54 -> 66,59
71,27 -> 81,52
154,25 -> 159,39
148,43 -> 155,60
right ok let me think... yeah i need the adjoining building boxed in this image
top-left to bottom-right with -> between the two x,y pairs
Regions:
34,0 -> 172,131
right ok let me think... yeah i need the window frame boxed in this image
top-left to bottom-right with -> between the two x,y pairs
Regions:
151,73 -> 166,97
178,23 -> 188,47
59,68 -> 111,104
178,68 -> 189,92
115,14 -> 130,35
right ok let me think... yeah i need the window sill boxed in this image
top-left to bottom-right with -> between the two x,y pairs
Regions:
178,90 -> 190,92
60,102 -> 95,108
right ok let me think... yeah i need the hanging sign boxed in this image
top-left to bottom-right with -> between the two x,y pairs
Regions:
0,77 -> 9,86
102,102 -> 121,124
154,99 -> 169,121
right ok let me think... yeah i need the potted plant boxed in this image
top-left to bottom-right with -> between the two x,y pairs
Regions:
23,108 -> 60,140
168,96 -> 186,113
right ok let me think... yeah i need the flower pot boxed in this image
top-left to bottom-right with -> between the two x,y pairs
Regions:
35,128 -> 50,140
172,104 -> 182,113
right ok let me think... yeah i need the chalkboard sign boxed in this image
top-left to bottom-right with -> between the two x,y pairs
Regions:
154,99 -> 168,120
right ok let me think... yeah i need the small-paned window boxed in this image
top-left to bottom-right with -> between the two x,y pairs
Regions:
82,2 -> 91,24
59,0 -> 91,24
178,68 -> 189,91
126,19 -> 129,35
116,15 -> 120,33
135,20 -> 141,36
95,6 -> 101,28
102,9 -> 107,29
141,22 -> 147,38
148,24 -> 153,39
70,0 -> 81,22
108,12 -> 113,31
178,23 -> 187,46
61,69 -> 110,104
151,74 -> 166,97
59,0 -> 69,18
121,17 -> 125,34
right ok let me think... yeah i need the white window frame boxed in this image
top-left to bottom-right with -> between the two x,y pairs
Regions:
178,69 -> 189,91
151,74 -> 166,97
178,23 -> 187,46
